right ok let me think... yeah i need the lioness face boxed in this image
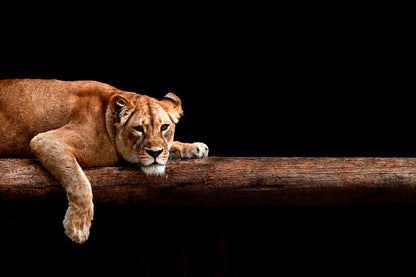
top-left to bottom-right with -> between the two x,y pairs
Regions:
110,93 -> 183,175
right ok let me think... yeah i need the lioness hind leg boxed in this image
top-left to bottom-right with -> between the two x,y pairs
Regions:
30,129 -> 94,244
170,141 -> 209,159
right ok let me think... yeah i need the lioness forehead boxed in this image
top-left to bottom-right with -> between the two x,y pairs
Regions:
131,99 -> 171,126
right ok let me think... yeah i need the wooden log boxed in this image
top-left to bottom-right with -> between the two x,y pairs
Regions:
2,157 -> 416,206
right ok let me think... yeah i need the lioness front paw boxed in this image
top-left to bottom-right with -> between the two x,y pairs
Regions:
63,203 -> 94,244
190,142 -> 209,158
169,141 -> 209,159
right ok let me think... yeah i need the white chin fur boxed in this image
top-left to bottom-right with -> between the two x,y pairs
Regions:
141,164 -> 166,176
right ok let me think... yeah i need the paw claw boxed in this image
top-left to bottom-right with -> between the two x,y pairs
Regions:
192,142 -> 209,158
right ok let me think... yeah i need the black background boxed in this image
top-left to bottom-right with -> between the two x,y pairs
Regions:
1,52 -> 413,158
1,19 -> 412,158
1,4 -> 415,276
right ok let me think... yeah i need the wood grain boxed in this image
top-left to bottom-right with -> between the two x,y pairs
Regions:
2,157 -> 416,206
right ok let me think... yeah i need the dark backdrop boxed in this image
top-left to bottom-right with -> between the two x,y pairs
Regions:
0,4 -> 412,158
1,5 -> 414,276
0,41 -> 412,158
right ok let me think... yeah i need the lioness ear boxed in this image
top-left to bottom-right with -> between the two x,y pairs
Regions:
110,95 -> 135,124
161,92 -> 183,124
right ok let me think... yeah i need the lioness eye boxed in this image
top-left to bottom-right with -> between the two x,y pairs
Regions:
161,124 -> 169,131
133,126 -> 144,132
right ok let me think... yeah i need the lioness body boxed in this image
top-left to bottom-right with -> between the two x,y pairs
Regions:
0,79 -> 118,162
0,79 -> 208,243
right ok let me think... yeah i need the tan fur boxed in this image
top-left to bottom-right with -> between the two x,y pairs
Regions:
0,79 -> 208,243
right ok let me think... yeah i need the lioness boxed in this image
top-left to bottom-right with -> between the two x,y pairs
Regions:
0,79 -> 208,243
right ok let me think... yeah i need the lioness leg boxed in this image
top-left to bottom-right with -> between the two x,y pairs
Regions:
169,141 -> 209,159
30,128 -> 94,244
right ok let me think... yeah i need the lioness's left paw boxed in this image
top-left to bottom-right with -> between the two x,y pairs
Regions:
191,142 -> 209,158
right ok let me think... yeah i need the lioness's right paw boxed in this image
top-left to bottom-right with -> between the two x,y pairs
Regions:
190,142 -> 209,158
63,204 -> 93,244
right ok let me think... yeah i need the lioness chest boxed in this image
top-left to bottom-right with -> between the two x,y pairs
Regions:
0,79 -> 117,158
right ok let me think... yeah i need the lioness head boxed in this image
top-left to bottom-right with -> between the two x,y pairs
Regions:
110,92 -> 183,175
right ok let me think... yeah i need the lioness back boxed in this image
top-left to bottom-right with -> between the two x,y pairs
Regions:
0,79 -> 117,157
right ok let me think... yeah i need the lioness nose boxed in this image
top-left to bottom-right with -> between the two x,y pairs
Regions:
146,148 -> 163,158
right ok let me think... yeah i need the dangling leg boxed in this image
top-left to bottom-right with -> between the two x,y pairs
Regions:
30,128 -> 94,243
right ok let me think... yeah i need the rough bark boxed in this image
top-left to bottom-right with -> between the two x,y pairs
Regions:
2,157 -> 416,206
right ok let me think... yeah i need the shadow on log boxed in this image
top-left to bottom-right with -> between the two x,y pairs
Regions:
2,157 -> 416,206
